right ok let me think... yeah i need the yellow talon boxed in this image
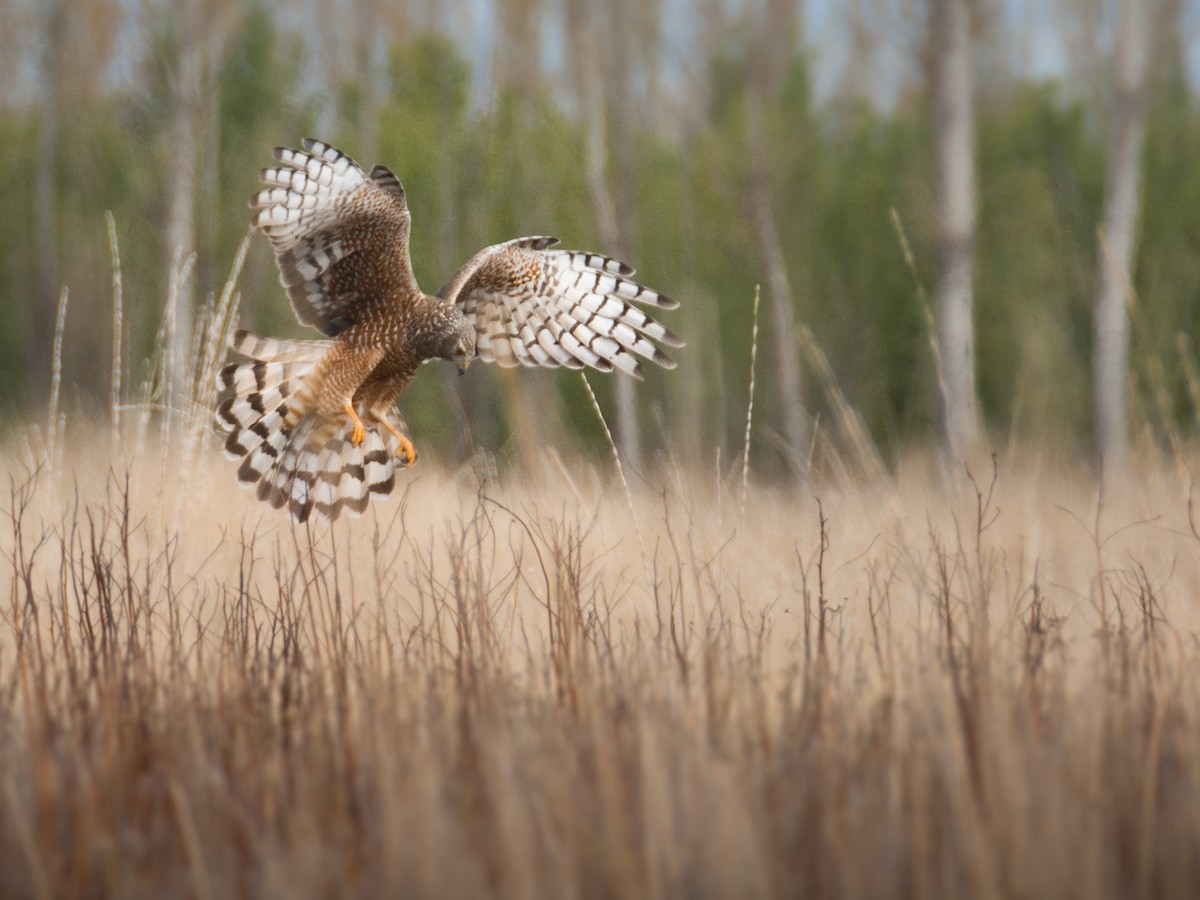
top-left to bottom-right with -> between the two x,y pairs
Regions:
397,435 -> 417,468
344,402 -> 366,447
378,417 -> 418,467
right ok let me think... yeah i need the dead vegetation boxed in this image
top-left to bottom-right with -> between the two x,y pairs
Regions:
2,439 -> 1200,900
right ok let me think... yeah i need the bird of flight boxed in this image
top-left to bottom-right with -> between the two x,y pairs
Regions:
217,140 -> 682,521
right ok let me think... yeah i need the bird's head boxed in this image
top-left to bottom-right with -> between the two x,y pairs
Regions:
438,305 -> 476,375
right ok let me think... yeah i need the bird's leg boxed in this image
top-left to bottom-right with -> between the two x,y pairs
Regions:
376,417 -> 418,467
344,402 -> 366,446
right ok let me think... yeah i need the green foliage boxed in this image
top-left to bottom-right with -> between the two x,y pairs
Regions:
0,115 -> 37,413
1,7 -> 1199,465
973,86 -> 1100,442
212,4 -> 311,337
1136,56 -> 1200,436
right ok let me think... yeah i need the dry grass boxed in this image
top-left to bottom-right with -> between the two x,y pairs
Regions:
3,428 -> 1200,899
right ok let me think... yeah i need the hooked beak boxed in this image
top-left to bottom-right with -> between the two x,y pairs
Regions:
457,358 -> 471,376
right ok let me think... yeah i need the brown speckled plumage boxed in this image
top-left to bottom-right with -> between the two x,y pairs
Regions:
217,139 -> 682,522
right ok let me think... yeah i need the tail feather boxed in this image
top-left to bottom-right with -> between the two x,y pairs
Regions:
218,385 -> 296,443
218,357 -> 295,398
217,331 -> 407,522
230,328 -> 332,363
363,430 -> 398,501
253,428 -> 401,522
232,409 -> 291,474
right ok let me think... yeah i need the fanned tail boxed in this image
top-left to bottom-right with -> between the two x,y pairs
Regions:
216,330 -> 405,522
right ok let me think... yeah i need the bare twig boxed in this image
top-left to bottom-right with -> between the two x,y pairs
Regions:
580,371 -> 642,545
106,211 -> 123,435
46,286 -> 69,465
740,285 -> 760,528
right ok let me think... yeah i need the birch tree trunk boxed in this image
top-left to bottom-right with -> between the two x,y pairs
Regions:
607,1 -> 645,474
930,0 -> 980,461
567,0 -> 647,471
489,0 -> 565,470
745,0 -> 807,480
162,1 -> 223,410
1092,0 -> 1150,470
355,2 -> 385,162
31,1 -> 66,401
163,2 -> 237,411
427,5 -> 474,464
164,12 -> 204,409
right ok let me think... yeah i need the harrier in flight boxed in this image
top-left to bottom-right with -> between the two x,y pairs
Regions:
218,140 -> 682,521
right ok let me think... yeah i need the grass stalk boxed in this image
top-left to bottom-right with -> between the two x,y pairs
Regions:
580,370 -> 643,546
106,211 -> 123,436
796,322 -> 886,482
2,436 -> 1200,899
3,779 -> 51,900
45,287 -> 69,465
741,285 -> 760,529
890,207 -> 953,464
192,233 -> 249,415
1175,333 -> 1200,434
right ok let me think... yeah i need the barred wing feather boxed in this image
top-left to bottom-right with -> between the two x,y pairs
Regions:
249,138 -> 419,337
440,237 -> 683,379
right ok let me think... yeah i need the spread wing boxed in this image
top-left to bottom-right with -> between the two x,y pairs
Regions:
439,237 -> 683,379
250,139 -> 418,337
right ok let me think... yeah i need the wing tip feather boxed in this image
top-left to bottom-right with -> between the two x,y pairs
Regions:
652,350 -> 677,370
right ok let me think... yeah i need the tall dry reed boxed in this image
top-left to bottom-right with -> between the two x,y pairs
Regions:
3,436 -> 1200,899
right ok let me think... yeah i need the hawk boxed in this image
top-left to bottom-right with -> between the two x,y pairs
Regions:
217,139 -> 683,521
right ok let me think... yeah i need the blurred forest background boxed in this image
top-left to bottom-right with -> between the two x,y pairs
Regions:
0,0 -> 1198,477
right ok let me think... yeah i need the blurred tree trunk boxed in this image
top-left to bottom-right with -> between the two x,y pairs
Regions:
427,6 -> 473,464
313,0 -> 411,180
841,0 -> 882,106
28,0 -> 124,402
31,1 -> 66,403
355,7 -> 383,162
0,6 -> 22,104
166,41 -> 202,408
567,0 -> 651,471
929,0 -> 980,462
495,0 -> 542,107
1091,0 -> 1179,468
490,0 -> 562,469
1055,0 -> 1106,100
745,0 -> 807,480
163,1 -> 234,409
672,0 -> 728,464
606,1 -> 647,474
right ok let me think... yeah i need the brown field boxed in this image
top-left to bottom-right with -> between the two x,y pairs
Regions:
3,430 -> 1200,899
